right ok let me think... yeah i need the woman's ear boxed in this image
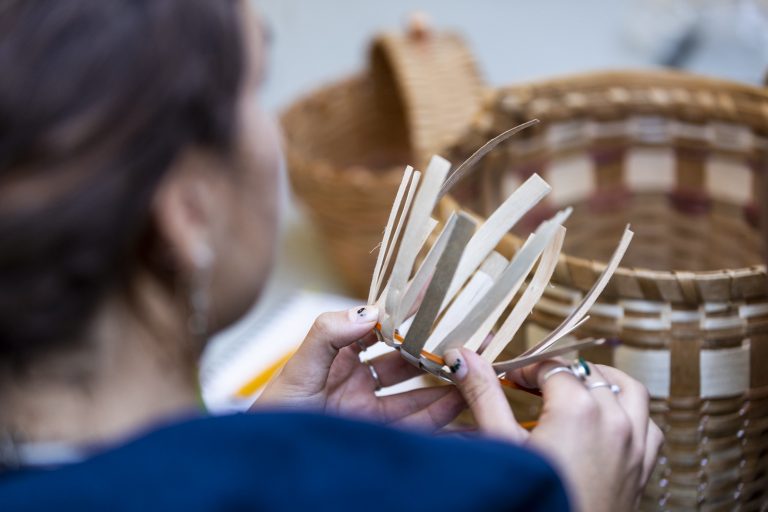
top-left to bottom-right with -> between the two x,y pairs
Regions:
151,149 -> 224,276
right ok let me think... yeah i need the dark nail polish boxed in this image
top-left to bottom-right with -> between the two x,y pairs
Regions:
349,305 -> 378,323
444,349 -> 468,380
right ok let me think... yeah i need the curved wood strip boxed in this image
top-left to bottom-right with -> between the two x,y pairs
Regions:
482,226 -> 566,362
432,208 -> 572,355
424,252 -> 507,352
442,173 -> 551,309
368,166 -> 416,304
381,156 -> 451,338
524,226 -> 634,356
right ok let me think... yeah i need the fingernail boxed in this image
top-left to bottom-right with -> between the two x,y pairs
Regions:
444,349 -> 467,381
349,305 -> 378,323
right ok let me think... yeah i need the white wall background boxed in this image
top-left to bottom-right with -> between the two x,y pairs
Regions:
256,0 -> 768,112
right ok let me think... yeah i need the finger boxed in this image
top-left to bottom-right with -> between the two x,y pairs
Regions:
283,306 -> 379,392
384,385 -> 465,430
596,365 -> 651,446
583,362 -> 624,414
596,364 -> 655,488
367,350 -> 423,387
532,360 -> 598,420
502,356 -> 570,390
641,419 -> 664,486
351,330 -> 380,354
444,347 -> 528,443
379,386 -> 466,423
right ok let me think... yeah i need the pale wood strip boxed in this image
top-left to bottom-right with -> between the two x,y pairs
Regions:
371,169 -> 421,303
402,213 -> 477,358
462,272 -> 528,353
376,217 -> 438,322
438,119 -> 540,198
381,155 -> 451,338
524,226 -> 634,356
433,209 -> 572,356
482,226 -> 566,362
611,345 -> 671,398
493,338 -> 607,374
394,213 -> 459,330
443,173 -> 551,308
368,165 -> 413,304
700,343 -> 749,398
424,252 -> 507,352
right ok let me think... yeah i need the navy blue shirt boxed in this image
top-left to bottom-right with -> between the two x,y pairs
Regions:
0,412 -> 570,511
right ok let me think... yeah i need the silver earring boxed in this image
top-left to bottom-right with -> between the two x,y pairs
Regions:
188,244 -> 214,338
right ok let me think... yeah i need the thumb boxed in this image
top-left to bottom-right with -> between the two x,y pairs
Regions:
282,305 -> 379,390
444,347 -> 529,443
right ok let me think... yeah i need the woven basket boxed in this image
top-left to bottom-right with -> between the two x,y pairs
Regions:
439,70 -> 768,511
283,22 -> 484,298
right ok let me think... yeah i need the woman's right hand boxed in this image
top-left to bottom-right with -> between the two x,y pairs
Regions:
443,348 -> 663,512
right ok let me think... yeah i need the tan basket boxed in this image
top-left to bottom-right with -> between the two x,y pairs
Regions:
282,22 -> 484,298
439,70 -> 768,511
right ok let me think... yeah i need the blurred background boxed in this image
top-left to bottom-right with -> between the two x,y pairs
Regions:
259,0 -> 768,111
259,0 -> 768,294
202,0 -> 768,408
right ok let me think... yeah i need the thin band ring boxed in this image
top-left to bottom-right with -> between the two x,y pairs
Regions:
363,360 -> 383,391
542,366 -> 577,385
588,381 -> 621,395
356,339 -> 383,391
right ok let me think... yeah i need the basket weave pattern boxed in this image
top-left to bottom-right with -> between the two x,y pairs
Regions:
443,70 -> 768,511
283,30 -> 483,297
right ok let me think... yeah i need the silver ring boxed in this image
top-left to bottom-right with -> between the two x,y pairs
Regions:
569,357 -> 590,382
588,381 -> 621,395
363,360 -> 383,391
542,366 -> 576,384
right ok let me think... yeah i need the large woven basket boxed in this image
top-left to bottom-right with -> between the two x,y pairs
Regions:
283,21 -> 484,298
439,70 -> 768,511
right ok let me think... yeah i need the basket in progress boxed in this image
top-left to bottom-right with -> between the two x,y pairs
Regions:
282,22 -> 484,298
441,70 -> 768,511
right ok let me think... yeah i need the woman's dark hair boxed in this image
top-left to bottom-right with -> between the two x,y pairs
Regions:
0,0 -> 244,362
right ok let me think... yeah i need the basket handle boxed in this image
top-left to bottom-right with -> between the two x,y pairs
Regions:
368,17 -> 485,167
405,11 -> 432,42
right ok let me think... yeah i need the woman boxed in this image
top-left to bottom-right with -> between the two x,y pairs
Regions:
0,0 -> 662,510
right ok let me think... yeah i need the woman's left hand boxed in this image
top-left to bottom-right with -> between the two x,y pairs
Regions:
254,305 -> 465,432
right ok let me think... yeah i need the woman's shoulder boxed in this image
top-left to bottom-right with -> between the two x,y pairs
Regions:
0,412 -> 570,511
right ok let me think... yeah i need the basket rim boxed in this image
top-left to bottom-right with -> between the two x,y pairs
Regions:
486,68 -> 768,137
439,194 -> 768,288
495,68 -> 768,97
279,72 -> 366,129
440,68 -> 768,295
280,73 -> 410,185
